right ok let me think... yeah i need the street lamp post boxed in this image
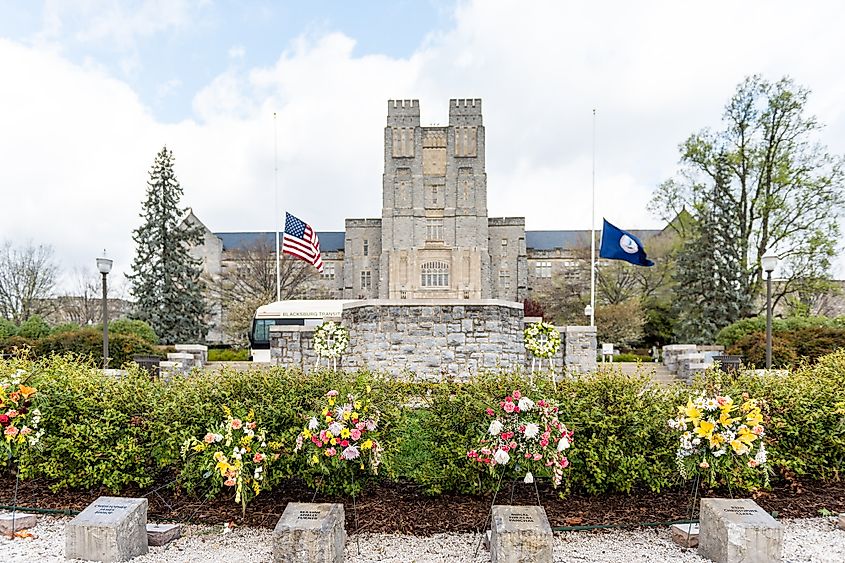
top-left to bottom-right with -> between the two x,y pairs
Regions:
96,251 -> 113,369
761,254 -> 779,370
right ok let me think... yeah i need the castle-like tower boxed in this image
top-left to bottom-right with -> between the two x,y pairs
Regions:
377,98 -> 491,299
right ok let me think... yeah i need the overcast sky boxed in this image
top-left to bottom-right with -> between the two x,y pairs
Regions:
1,0 -> 844,291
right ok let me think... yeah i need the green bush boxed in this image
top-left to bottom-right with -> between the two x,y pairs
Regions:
729,327 -> 845,368
18,315 -> 51,339
207,348 -> 249,361
35,329 -> 155,367
3,354 -> 842,500
0,336 -> 35,355
109,319 -> 159,345
51,323 -> 81,335
717,315 -> 845,346
0,319 -> 18,338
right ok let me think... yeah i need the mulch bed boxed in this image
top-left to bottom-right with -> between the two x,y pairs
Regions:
2,475 -> 843,535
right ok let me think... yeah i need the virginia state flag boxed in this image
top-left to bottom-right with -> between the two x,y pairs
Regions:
599,219 -> 654,267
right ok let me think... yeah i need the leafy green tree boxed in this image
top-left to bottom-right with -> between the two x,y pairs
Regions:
673,156 -> 751,343
650,76 -> 845,311
127,147 -> 207,344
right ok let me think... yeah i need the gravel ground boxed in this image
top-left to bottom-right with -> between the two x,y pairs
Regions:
3,513 -> 844,562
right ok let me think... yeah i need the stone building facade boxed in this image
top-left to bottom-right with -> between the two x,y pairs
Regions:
185,99 -> 664,343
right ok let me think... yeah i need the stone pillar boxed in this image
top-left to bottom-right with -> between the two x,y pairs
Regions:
174,344 -> 208,367
662,344 -> 698,374
564,326 -> 597,374
166,352 -> 195,371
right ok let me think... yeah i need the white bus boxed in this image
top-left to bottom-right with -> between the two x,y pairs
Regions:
248,300 -> 356,362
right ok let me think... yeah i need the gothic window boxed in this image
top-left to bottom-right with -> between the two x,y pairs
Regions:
421,261 -> 449,288
458,168 -> 474,207
321,263 -> 336,280
360,270 -> 372,289
392,127 -> 414,157
363,239 -> 369,256
454,126 -> 478,157
535,261 -> 552,278
394,168 -> 412,208
426,219 -> 443,241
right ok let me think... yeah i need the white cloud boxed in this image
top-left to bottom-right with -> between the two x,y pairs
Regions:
2,0 -> 845,292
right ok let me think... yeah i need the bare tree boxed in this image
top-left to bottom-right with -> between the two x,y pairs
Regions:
205,238 -> 322,346
0,240 -> 59,324
51,266 -> 122,325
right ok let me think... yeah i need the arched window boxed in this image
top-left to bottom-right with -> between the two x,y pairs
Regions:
421,261 -> 449,288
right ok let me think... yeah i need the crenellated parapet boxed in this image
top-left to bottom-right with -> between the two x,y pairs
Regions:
449,98 -> 483,126
386,99 -> 420,127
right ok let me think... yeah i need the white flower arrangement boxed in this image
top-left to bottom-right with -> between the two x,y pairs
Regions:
313,321 -> 350,366
523,322 -> 560,359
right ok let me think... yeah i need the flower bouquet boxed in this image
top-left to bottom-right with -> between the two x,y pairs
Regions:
468,389 -> 573,488
294,388 -> 382,494
668,392 -> 768,486
313,321 -> 349,370
523,322 -> 561,385
181,407 -> 281,515
0,369 -> 43,466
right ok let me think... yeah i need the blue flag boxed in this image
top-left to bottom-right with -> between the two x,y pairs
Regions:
599,219 -> 654,267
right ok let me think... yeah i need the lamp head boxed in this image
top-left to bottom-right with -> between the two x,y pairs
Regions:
96,250 -> 113,275
761,254 -> 778,274
584,304 -> 593,317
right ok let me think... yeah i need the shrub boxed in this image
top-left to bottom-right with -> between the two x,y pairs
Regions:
0,336 -> 35,356
0,319 -> 18,338
717,315 -> 845,346
207,348 -> 249,362
51,323 -> 81,335
729,327 -> 845,368
18,315 -> 51,339
109,319 -> 159,345
35,329 -> 154,367
2,355 -> 842,500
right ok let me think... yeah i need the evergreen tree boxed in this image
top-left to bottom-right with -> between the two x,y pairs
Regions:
127,146 -> 207,343
673,157 -> 750,343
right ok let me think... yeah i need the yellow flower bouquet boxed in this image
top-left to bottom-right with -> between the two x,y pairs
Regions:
668,392 -> 768,486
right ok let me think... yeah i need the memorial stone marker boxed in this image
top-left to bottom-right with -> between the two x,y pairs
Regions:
146,523 -> 181,546
671,522 -> 700,548
65,496 -> 148,562
698,498 -> 782,563
490,505 -> 553,563
837,513 -> 845,531
272,502 -> 345,563
0,512 -> 37,536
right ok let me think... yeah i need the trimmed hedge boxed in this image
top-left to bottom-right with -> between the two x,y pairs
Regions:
0,329 -> 154,366
728,327 -> 845,368
717,315 -> 845,346
3,352 -> 844,497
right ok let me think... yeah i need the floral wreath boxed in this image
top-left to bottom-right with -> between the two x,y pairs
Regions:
524,322 -> 560,359
313,321 -> 349,359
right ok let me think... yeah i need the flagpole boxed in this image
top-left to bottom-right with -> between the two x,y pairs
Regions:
590,109 -> 596,327
274,111 -> 281,302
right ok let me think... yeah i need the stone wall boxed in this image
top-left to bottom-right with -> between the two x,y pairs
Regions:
268,300 -> 599,379
342,299 -> 524,380
564,326 -> 597,374
269,325 -> 320,370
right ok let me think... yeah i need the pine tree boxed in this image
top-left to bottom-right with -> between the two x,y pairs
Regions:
127,146 -> 207,344
673,156 -> 751,343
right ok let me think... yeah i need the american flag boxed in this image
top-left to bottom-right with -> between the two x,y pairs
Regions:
282,212 -> 323,272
